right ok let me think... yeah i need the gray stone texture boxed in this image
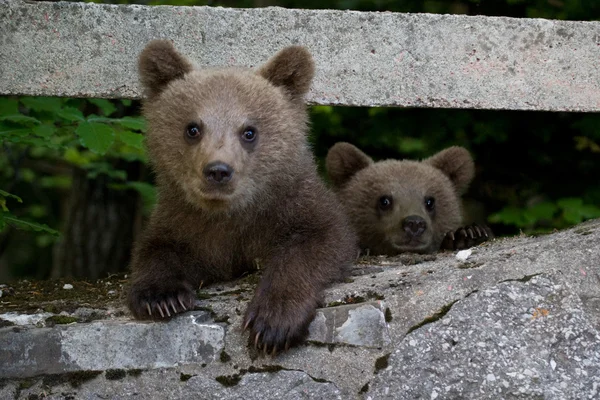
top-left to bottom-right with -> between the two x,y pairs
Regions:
308,301 -> 391,347
1,219 -> 599,399
366,275 -> 600,399
11,369 -> 344,400
2,0 -> 600,111
0,311 -> 225,378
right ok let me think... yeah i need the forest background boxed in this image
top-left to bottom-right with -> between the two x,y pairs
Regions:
1,0 -> 599,280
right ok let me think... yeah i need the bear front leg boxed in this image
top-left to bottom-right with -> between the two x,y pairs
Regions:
243,234 -> 353,355
127,239 -> 196,320
440,224 -> 494,251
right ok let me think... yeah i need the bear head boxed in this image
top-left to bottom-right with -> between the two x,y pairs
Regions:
138,40 -> 315,213
326,143 -> 475,254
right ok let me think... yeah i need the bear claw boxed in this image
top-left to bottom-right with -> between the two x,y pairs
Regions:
127,280 -> 195,320
441,224 -> 493,251
243,298 -> 314,356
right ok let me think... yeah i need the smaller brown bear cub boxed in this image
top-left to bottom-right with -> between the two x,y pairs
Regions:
326,143 -> 491,255
127,40 -> 357,354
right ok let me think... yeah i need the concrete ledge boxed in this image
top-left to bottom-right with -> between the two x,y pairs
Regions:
1,0 -> 600,111
0,311 -> 225,378
1,220 -> 599,398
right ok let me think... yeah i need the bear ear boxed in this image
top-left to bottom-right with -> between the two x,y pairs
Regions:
138,40 -> 194,99
258,46 -> 315,100
326,142 -> 373,188
424,146 -> 475,194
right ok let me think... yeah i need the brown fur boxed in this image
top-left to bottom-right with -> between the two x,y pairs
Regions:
138,40 -> 194,99
127,40 -> 357,354
326,143 -> 475,255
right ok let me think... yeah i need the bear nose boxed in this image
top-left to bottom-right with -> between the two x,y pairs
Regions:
402,215 -> 426,238
203,161 -> 234,184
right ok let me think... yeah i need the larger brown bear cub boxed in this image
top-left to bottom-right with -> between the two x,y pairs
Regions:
127,40 -> 357,354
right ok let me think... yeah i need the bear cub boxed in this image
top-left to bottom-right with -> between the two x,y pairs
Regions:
127,40 -> 357,354
326,142 -> 490,255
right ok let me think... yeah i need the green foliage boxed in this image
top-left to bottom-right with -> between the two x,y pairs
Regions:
0,213 -> 60,236
0,96 -> 149,240
0,189 -> 22,206
0,189 -> 59,236
489,198 -> 600,233
75,121 -> 116,155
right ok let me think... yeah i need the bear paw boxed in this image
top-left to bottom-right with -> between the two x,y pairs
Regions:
441,224 -> 494,251
127,280 -> 196,320
243,295 -> 316,356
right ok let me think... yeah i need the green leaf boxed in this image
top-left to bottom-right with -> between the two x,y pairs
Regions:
526,202 -> 558,220
579,204 -> 600,219
75,121 -> 115,155
557,197 -> 583,210
562,208 -> 582,225
88,98 -> 117,116
7,135 -> 62,149
88,116 -> 147,132
63,147 -> 97,167
0,211 -> 59,236
20,97 -> 63,113
397,137 -> 426,154
32,123 -> 57,138
488,206 -> 528,227
118,130 -> 144,149
0,98 -> 19,114
0,190 -> 23,203
0,123 -> 30,138
0,115 -> 41,126
57,107 -> 85,122
557,197 -> 600,224
115,116 -> 147,132
112,148 -> 148,164
85,162 -> 127,181
0,190 -> 22,212
40,175 -> 72,189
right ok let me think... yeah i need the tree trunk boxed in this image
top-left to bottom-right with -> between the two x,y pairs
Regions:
52,167 -> 141,279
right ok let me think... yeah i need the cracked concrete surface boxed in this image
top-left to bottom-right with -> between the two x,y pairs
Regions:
1,219 -> 599,399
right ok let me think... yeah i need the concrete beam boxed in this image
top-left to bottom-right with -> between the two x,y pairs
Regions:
1,0 -> 600,111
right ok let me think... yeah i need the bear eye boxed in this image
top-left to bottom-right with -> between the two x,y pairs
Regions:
185,122 -> 202,141
242,127 -> 257,142
425,196 -> 435,212
378,195 -> 393,211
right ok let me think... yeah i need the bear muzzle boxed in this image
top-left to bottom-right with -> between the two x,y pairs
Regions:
402,215 -> 427,238
203,161 -> 234,185
382,215 -> 434,253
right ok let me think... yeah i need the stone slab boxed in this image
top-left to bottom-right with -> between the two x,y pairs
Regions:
0,311 -> 225,379
308,301 -> 391,348
366,275 -> 600,399
1,220 -> 599,398
1,0 -> 600,111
